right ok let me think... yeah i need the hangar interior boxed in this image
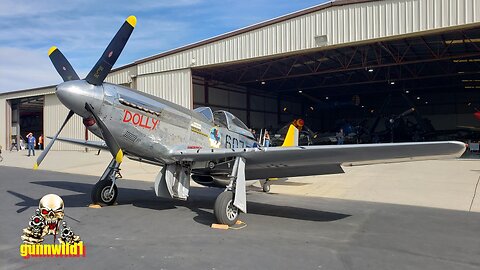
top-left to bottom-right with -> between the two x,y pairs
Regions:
2,0 -> 480,149
192,26 -> 480,143
7,95 -> 44,149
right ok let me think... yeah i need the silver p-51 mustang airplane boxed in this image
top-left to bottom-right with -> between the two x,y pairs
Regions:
36,16 -> 466,225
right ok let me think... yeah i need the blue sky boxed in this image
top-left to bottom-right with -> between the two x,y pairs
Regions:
0,0 -> 328,93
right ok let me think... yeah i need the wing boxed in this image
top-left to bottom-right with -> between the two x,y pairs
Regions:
51,137 -> 108,150
458,126 -> 480,132
171,141 -> 466,179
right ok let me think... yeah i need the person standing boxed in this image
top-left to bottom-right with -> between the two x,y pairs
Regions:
10,137 -> 19,151
264,130 -> 271,147
38,135 -> 43,150
27,133 -> 36,157
336,128 -> 345,145
251,129 -> 258,141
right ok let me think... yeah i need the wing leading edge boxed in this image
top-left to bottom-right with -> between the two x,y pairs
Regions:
171,141 -> 466,179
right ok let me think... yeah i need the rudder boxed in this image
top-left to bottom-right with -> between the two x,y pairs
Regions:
281,119 -> 304,147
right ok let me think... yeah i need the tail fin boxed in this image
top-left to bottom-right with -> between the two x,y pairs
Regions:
281,119 -> 304,147
282,125 -> 299,147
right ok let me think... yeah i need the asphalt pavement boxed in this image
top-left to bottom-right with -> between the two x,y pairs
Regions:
1,166 -> 479,270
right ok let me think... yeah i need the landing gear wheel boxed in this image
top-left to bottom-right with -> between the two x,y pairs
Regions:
91,180 -> 118,206
262,182 -> 271,193
214,192 -> 239,226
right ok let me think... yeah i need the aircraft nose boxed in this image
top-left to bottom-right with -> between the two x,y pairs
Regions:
56,80 -> 104,117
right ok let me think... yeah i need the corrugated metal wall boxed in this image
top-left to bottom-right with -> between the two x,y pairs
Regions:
136,69 -> 192,109
105,66 -> 137,85
137,0 -> 480,75
44,94 -> 98,150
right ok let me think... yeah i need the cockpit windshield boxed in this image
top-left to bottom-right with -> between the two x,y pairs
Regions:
193,107 -> 214,123
226,112 -> 249,130
213,111 -> 228,128
213,110 -> 254,139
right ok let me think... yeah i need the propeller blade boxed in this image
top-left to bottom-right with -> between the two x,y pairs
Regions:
48,46 -> 80,82
34,110 -> 75,169
398,107 -> 416,118
85,16 -> 136,85
84,103 -> 123,164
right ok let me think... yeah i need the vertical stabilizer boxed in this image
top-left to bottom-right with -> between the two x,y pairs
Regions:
282,125 -> 299,147
281,119 -> 304,147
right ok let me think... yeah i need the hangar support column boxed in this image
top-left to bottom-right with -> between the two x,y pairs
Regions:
0,98 -> 10,149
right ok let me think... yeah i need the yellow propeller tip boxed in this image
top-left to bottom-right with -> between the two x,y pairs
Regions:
33,163 -> 39,170
126,16 -> 137,28
48,46 -> 57,56
115,149 -> 124,164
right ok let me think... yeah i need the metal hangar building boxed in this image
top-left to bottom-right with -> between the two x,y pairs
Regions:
1,0 -> 480,150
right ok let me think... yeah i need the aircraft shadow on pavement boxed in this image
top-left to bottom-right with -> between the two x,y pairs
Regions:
8,180 -> 350,225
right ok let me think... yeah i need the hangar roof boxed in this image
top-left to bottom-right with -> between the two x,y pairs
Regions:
0,85 -> 55,99
127,0 -> 379,67
110,0 -> 480,78
194,25 -> 480,97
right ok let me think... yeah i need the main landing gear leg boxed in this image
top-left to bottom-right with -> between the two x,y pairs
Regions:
91,158 -> 121,206
214,157 -> 247,226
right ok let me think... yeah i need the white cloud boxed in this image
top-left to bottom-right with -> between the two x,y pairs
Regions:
0,14 -> 190,93
125,0 -> 203,10
0,47 -> 88,93
0,12 -> 191,92
0,0 -> 203,17
0,0 -> 325,93
0,0 -> 73,17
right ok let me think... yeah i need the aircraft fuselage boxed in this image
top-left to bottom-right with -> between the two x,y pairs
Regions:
56,80 -> 258,185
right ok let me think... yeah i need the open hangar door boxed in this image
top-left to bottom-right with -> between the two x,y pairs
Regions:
8,95 -> 44,149
193,26 -> 480,144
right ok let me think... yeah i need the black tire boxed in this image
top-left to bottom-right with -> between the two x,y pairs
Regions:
262,183 -> 271,193
214,192 -> 239,226
91,180 -> 118,206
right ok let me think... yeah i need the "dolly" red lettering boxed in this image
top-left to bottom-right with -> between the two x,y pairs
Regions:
123,110 -> 159,130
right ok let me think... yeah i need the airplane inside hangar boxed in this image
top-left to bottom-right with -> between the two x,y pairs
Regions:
192,26 -> 480,144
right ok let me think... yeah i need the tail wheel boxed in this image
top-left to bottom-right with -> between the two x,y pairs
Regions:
91,180 -> 118,205
214,192 -> 239,226
262,182 -> 271,193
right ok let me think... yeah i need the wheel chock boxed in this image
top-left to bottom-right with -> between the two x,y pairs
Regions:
88,204 -> 102,208
211,223 -> 229,230
230,220 -> 247,230
211,220 -> 247,230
